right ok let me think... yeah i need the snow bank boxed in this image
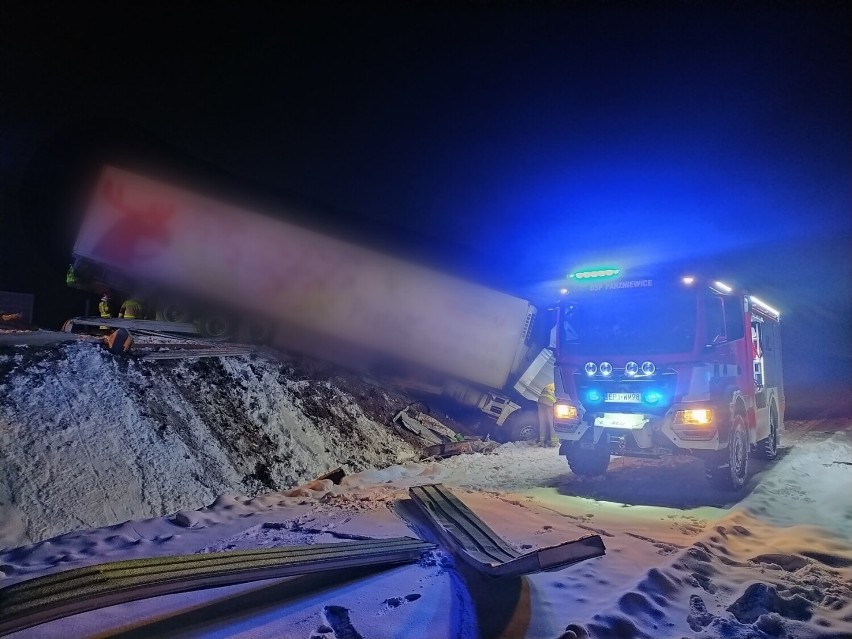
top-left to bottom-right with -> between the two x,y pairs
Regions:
0,342 -> 420,548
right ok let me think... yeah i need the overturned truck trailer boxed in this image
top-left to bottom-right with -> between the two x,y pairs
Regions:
67,166 -> 554,440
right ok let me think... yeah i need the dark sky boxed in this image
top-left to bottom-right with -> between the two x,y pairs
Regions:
1,2 -> 850,414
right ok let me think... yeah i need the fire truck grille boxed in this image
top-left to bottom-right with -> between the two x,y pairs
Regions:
573,371 -> 677,416
674,428 -> 716,441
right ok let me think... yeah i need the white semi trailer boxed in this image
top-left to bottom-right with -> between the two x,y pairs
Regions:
66,166 -> 554,440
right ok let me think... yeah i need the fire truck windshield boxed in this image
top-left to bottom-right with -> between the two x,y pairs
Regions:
559,288 -> 697,355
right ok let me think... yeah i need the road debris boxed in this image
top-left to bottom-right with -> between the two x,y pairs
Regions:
407,483 -> 605,577
0,537 -> 434,636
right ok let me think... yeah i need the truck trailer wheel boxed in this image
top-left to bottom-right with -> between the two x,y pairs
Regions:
705,413 -> 749,490
156,303 -> 191,323
752,404 -> 780,460
200,315 -> 234,339
505,409 -> 540,442
565,435 -> 611,477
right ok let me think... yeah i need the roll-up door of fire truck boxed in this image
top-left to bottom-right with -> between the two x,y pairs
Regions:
760,321 -> 783,392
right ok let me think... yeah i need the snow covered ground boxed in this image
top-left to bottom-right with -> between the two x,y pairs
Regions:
1,342 -> 851,638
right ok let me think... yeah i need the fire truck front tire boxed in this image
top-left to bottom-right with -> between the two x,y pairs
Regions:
705,413 -> 749,490
752,404 -> 780,460
565,436 -> 611,477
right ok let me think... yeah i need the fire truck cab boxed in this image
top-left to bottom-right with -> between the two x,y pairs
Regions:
552,269 -> 784,490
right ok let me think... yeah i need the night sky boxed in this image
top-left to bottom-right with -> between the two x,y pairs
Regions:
1,2 -> 849,416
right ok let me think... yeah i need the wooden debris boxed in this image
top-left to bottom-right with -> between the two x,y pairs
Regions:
393,406 -> 462,445
423,438 -> 499,459
103,328 -> 134,355
394,409 -> 445,444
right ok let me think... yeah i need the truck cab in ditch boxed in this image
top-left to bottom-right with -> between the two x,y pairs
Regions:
552,270 -> 784,490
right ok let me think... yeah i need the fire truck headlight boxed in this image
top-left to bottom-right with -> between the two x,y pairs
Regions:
599,361 -> 613,376
641,361 -> 656,375
625,361 -> 639,377
554,403 -> 578,420
584,362 -> 597,376
674,409 -> 713,425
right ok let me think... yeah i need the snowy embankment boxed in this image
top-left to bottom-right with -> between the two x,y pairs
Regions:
0,342 -> 421,548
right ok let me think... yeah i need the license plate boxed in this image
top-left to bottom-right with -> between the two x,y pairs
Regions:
605,392 -> 641,403
594,413 -> 648,429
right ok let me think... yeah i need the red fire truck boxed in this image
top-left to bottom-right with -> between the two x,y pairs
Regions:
552,268 -> 784,490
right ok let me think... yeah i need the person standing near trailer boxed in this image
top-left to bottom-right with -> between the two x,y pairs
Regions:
538,382 -> 557,447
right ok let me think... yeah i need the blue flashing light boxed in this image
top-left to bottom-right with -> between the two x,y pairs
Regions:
644,390 -> 664,405
586,389 -> 603,404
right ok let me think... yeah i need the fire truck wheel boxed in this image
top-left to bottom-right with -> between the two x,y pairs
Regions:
753,404 -> 780,460
565,438 -> 611,477
705,413 -> 749,490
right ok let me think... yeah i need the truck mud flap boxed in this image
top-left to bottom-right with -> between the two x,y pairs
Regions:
409,484 -> 605,578
0,537 -> 434,636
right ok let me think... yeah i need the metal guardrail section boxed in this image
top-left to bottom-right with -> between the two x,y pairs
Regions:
0,537 -> 434,636
409,484 -> 605,577
139,346 -> 256,360
62,316 -> 200,334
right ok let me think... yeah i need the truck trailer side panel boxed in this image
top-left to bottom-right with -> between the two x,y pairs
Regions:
72,166 -> 532,389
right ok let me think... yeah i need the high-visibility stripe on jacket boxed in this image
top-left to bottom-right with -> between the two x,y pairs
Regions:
121,299 -> 143,320
99,301 -> 111,318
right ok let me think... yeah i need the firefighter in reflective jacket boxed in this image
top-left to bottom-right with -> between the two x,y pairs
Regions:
538,382 -> 557,447
119,297 -> 143,320
99,295 -> 112,319
98,294 -> 112,330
